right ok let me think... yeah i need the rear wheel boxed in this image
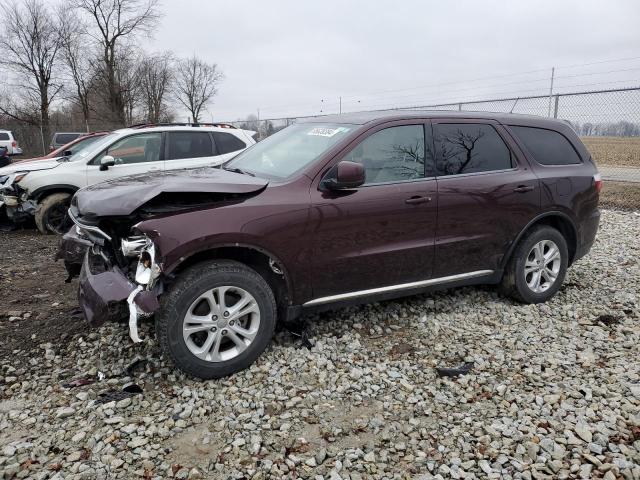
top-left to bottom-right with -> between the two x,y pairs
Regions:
500,225 -> 568,304
156,260 -> 277,379
35,193 -> 72,235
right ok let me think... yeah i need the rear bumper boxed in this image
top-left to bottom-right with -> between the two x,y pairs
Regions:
574,209 -> 600,262
78,251 -> 159,327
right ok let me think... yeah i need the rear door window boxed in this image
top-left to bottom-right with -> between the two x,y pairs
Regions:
0,132 -> 10,141
510,126 -> 581,165
213,132 -> 246,154
343,125 -> 427,184
434,123 -> 513,176
166,131 -> 214,160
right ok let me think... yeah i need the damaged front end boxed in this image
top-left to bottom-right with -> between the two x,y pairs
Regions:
0,173 -> 37,224
69,208 -> 162,342
58,166 -> 269,341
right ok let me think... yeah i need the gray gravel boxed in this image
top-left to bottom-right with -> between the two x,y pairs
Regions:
1,209 -> 639,479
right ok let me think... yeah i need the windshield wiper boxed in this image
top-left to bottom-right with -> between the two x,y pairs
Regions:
223,166 -> 255,177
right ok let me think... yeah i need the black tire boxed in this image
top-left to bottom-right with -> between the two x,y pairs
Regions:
34,193 -> 72,235
156,260 -> 277,379
500,225 -> 569,304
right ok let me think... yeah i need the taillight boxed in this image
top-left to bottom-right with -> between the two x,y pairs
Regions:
11,141 -> 16,147
593,173 -> 602,193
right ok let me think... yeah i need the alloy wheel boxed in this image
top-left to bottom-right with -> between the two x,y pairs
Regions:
524,239 -> 561,293
182,286 -> 261,362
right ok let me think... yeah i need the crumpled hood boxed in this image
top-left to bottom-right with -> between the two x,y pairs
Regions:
74,167 -> 269,217
0,158 -> 61,175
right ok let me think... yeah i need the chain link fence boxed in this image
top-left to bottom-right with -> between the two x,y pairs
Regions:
3,87 -> 639,208
226,87 -> 640,197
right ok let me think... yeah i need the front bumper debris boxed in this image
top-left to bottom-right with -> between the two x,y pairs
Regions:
78,252 -> 159,335
56,226 -> 92,281
0,194 -> 36,223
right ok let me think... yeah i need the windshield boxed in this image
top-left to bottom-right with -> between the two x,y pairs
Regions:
225,123 -> 355,179
61,133 -> 119,163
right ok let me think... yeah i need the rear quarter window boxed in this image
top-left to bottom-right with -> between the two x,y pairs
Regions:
0,132 -> 10,141
509,126 -> 581,165
213,132 -> 246,154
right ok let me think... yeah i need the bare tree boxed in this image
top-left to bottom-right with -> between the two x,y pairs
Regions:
114,49 -> 144,125
72,0 -> 161,124
0,0 -> 62,147
175,55 -> 223,123
57,9 -> 97,132
439,129 -> 485,175
139,52 -> 173,123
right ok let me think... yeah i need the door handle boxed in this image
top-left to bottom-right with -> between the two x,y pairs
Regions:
405,196 -> 431,205
513,185 -> 534,193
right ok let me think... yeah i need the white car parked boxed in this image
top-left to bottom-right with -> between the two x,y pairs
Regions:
0,124 -> 255,233
0,129 -> 22,155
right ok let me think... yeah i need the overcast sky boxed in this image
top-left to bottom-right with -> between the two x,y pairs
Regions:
143,0 -> 640,122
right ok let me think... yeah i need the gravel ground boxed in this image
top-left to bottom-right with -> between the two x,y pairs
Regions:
1,209 -> 639,480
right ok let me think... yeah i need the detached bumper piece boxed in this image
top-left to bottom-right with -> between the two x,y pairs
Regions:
78,252 -> 159,340
56,227 -> 92,281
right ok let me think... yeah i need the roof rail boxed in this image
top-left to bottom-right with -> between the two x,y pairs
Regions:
127,122 -> 237,129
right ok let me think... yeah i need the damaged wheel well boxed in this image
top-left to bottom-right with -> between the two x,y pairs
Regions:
172,247 -> 291,316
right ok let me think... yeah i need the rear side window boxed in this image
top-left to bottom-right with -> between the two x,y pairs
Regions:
55,133 -> 82,145
510,126 -> 581,165
434,124 -> 513,176
167,131 -> 214,160
0,132 -> 9,141
213,132 -> 246,154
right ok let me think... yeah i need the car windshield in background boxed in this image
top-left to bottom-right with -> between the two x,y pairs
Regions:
225,123 -> 355,179
55,133 -> 81,144
61,133 -> 119,163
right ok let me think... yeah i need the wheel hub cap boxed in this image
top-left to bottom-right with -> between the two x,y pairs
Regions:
182,286 -> 261,363
524,239 -> 561,294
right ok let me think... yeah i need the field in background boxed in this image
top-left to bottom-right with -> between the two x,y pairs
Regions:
582,136 -> 640,167
599,181 -> 640,211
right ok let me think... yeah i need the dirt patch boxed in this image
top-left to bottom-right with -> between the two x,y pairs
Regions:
582,136 -> 640,168
599,181 -> 640,210
0,230 -> 85,367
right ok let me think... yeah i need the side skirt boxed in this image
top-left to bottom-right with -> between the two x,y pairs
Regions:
284,270 -> 498,321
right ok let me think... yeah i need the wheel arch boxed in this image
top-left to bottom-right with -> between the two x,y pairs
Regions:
502,212 -> 578,271
166,244 -> 293,315
30,184 -> 79,202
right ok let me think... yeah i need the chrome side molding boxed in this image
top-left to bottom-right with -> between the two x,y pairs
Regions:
303,270 -> 494,307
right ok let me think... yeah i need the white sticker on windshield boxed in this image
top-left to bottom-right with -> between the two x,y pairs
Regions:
307,127 -> 349,137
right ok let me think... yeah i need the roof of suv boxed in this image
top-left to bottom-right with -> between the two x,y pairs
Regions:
113,124 -> 246,135
303,109 -> 570,129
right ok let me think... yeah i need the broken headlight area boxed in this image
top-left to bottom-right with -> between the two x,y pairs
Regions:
121,234 -> 162,288
69,211 -> 164,343
79,239 -> 162,343
0,177 -> 36,223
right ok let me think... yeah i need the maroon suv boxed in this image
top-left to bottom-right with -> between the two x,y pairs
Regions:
62,111 -> 601,379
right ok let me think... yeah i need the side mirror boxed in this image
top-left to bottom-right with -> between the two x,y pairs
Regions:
99,155 -> 115,171
321,161 -> 365,190
63,150 -> 73,157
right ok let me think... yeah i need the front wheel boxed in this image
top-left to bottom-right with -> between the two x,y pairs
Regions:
156,260 -> 277,379
34,193 -> 72,234
500,225 -> 569,304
